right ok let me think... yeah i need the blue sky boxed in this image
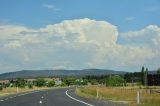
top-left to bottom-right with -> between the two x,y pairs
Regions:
0,0 -> 160,73
0,0 -> 160,31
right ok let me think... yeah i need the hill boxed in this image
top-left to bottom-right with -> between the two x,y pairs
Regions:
0,69 -> 126,80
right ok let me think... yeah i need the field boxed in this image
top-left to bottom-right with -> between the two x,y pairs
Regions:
0,86 -> 51,97
76,86 -> 160,106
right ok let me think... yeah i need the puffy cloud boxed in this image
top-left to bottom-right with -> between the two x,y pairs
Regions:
87,45 -> 155,70
4,40 -> 22,48
0,19 -> 159,73
43,4 -> 60,11
40,18 -> 118,46
119,25 -> 160,70
120,25 -> 160,47
125,17 -> 136,21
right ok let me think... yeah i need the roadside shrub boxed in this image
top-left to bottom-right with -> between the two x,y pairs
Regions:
28,83 -> 33,89
63,77 -> 76,86
61,82 -> 67,86
34,78 -> 46,87
47,80 -> 55,87
106,75 -> 125,87
15,78 -> 26,88
0,86 -> 3,91
90,79 -> 98,85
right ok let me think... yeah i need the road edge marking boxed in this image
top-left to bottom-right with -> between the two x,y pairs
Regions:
0,90 -> 40,102
65,90 -> 94,106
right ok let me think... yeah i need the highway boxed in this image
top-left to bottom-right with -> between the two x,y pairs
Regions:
0,88 -> 127,106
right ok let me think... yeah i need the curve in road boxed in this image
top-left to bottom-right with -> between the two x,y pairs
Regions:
0,87 -> 127,106
65,89 -> 94,106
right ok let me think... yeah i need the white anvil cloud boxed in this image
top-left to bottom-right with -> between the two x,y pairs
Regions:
0,18 -> 159,73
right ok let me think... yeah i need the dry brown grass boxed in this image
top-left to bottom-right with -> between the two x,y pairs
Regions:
0,86 -> 50,96
76,86 -> 160,106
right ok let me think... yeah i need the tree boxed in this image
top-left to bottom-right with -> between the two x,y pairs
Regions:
34,78 -> 46,87
0,83 -> 3,91
15,78 -> 26,88
61,82 -> 67,86
75,79 -> 88,85
90,79 -> 98,85
47,80 -> 55,87
157,68 -> 160,75
28,83 -> 33,89
141,66 -> 145,85
106,75 -> 125,87
124,72 -> 133,82
144,68 -> 148,86
0,86 -> 2,91
63,77 -> 76,86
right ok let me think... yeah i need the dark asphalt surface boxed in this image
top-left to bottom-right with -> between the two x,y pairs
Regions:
0,87 -> 127,106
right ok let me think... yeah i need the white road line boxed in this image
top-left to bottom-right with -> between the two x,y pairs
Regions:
18,93 -> 29,96
0,90 -> 40,102
9,97 -> 13,99
0,100 -> 4,102
4,98 -> 8,100
17,91 -> 40,97
65,90 -> 94,106
39,101 -> 42,104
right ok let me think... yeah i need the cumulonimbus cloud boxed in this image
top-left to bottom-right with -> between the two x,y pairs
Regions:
0,18 -> 159,73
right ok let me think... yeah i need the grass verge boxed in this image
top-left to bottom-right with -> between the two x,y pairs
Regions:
0,86 -> 54,97
76,86 -> 160,106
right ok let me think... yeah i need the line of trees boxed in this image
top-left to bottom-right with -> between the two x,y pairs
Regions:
123,66 -> 149,86
0,78 -> 56,91
0,75 -> 127,90
1,67 -> 160,91
83,75 -> 126,87
0,77 -> 89,91
141,66 -> 148,86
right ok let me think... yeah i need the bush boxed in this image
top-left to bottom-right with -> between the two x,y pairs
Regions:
47,80 -> 55,87
0,86 -> 3,91
28,83 -> 33,89
63,77 -> 76,86
106,75 -> 125,87
75,79 -> 88,85
34,78 -> 46,87
15,78 -> 26,88
61,82 -> 67,86
90,79 -> 98,85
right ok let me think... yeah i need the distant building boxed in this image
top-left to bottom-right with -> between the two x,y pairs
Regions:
0,80 -> 9,84
54,78 -> 62,85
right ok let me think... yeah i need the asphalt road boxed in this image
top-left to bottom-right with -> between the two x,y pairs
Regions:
0,87 -> 127,106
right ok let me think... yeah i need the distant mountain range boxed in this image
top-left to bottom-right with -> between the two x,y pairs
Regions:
0,69 -> 126,80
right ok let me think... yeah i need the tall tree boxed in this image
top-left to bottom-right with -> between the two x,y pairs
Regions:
157,68 -> 160,75
144,68 -> 148,86
141,66 -> 145,85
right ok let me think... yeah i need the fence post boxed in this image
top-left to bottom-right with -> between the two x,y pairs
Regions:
16,87 -> 19,93
96,86 -> 99,98
137,90 -> 140,104
76,85 -> 78,92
